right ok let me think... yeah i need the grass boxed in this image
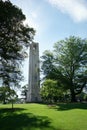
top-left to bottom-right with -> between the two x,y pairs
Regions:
0,103 -> 87,130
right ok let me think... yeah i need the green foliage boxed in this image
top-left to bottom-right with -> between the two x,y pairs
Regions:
21,84 -> 28,102
41,50 -> 55,79
41,36 -> 87,102
0,86 -> 17,104
40,79 -> 63,103
0,0 -> 35,87
76,92 -> 87,102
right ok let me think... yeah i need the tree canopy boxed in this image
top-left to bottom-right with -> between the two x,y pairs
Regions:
0,0 -> 35,87
40,79 -> 64,103
41,36 -> 87,102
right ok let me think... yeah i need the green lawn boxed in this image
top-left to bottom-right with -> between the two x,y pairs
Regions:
0,103 -> 87,130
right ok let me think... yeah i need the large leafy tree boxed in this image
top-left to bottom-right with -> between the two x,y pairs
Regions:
41,36 -> 87,102
0,0 -> 35,87
40,79 -> 63,103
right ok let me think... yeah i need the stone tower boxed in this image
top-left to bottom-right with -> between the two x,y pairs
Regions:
26,42 -> 40,102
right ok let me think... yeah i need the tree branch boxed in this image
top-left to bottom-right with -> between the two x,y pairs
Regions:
75,81 -> 86,95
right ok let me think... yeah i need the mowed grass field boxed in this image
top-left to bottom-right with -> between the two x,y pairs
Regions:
0,103 -> 87,130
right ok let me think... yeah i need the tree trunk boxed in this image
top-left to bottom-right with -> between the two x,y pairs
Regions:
3,97 -> 6,104
70,89 -> 77,102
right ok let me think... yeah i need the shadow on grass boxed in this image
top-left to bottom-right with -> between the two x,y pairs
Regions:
0,108 -> 25,113
48,103 -> 87,111
0,108 -> 58,130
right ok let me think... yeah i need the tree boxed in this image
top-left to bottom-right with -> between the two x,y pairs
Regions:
0,0 -> 35,88
0,86 -> 9,104
8,89 -> 18,109
41,36 -> 87,102
21,84 -> 28,102
41,50 -> 55,79
40,79 -> 63,103
0,86 -> 17,105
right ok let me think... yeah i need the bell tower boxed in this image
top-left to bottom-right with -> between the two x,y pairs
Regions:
26,42 -> 40,102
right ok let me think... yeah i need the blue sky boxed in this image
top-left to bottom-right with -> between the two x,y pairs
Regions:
10,0 -> 87,86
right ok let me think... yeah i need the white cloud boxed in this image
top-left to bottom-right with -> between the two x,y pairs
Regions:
31,11 -> 38,19
23,18 -> 39,31
47,0 -> 87,22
